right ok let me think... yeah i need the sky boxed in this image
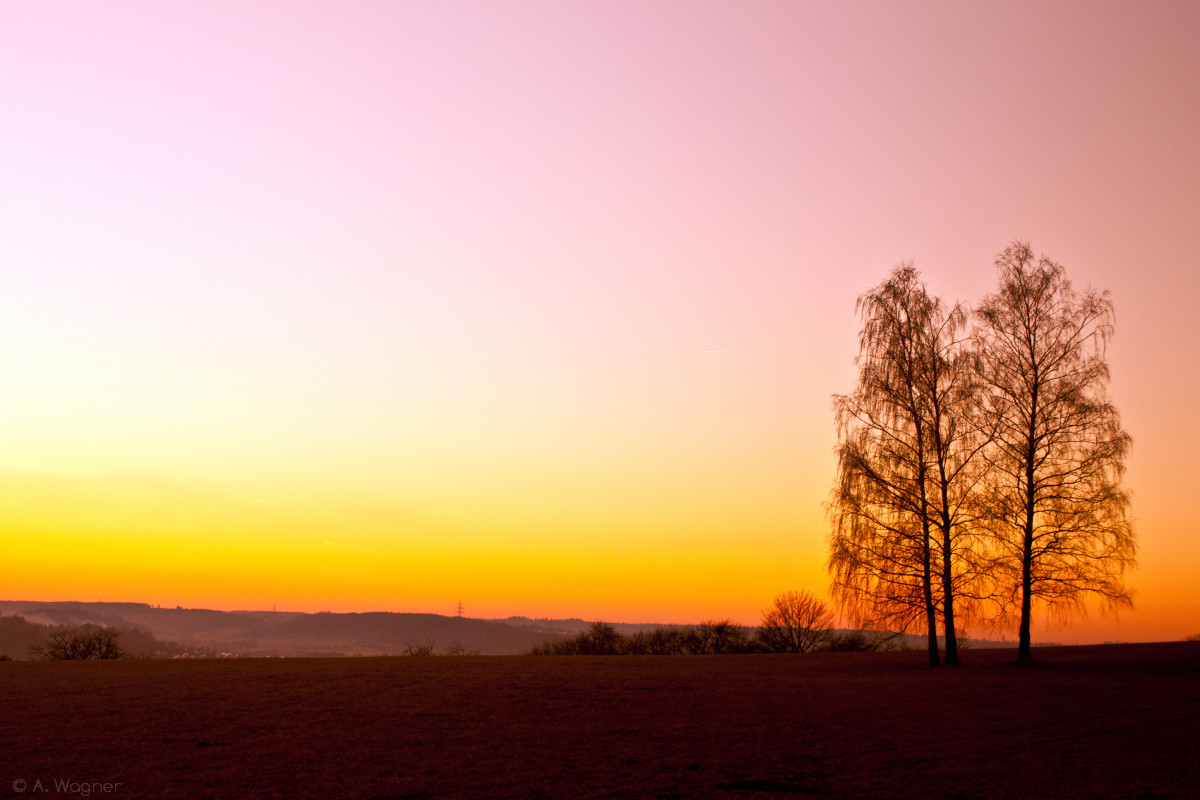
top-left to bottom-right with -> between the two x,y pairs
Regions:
1,1 -> 1197,643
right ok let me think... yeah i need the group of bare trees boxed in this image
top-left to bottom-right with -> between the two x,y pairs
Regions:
829,241 -> 1135,664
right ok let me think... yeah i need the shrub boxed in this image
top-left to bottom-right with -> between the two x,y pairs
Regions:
646,627 -> 688,654
1184,633 -> 1200,642
530,639 -> 570,656
825,631 -> 879,652
689,620 -> 757,654
625,627 -> 688,655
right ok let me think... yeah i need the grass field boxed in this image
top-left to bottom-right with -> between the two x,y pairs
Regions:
1,642 -> 1196,799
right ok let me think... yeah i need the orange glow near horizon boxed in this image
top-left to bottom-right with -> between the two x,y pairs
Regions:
1,2 -> 1198,645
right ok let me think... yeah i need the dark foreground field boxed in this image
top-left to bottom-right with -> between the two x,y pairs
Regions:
1,643 -> 1197,799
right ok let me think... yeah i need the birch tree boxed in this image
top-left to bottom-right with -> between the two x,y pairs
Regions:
829,265 -> 981,666
975,242 -> 1135,662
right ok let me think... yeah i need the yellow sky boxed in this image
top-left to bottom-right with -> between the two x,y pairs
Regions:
2,2 -> 1198,643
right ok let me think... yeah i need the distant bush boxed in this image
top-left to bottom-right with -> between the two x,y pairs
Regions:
402,639 -> 436,656
624,627 -> 687,655
31,626 -> 126,660
531,622 -> 622,655
691,620 -> 758,654
1184,633 -> 1200,642
444,641 -> 480,656
825,631 -> 875,652
825,630 -> 897,652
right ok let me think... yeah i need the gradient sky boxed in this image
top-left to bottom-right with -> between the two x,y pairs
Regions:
2,1 -> 1197,643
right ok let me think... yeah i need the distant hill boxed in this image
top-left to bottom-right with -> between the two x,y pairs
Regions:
0,601 -> 562,656
0,601 -> 1020,657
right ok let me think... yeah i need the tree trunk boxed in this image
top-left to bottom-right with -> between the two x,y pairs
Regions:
942,524 -> 960,665
1018,522 -> 1034,662
923,533 -> 940,668
1018,387 -> 1039,663
911,379 -> 939,669
937,449 -> 959,664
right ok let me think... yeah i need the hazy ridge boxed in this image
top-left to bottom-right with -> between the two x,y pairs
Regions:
0,600 -> 1026,657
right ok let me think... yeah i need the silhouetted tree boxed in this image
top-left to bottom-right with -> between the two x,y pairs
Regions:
829,267 -> 952,666
576,622 -> 623,655
975,242 -> 1135,662
829,265 -> 995,666
30,626 -> 126,660
913,281 -> 994,666
758,591 -> 833,653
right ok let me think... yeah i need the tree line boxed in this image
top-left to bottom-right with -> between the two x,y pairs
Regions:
829,241 -> 1134,665
532,592 -> 890,655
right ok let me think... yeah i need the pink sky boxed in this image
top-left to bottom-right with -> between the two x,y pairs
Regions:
0,2 -> 1197,643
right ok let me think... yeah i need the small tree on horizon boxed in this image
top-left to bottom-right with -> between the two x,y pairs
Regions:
30,626 -> 126,660
758,591 -> 834,653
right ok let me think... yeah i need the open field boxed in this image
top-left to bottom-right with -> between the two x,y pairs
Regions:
1,643 -> 1196,799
